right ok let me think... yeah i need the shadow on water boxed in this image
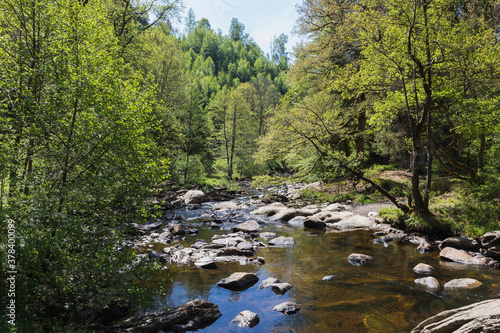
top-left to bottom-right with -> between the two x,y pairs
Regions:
141,199 -> 500,333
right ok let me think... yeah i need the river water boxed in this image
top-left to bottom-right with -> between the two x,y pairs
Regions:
141,192 -> 500,332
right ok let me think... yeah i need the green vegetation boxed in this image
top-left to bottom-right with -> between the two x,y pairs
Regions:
0,0 -> 499,331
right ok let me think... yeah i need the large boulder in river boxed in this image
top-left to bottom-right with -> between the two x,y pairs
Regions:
411,299 -> 500,333
216,272 -> 259,291
414,277 -> 440,290
233,220 -> 261,233
273,301 -> 301,315
111,298 -> 221,332
183,190 -> 207,205
438,236 -> 479,251
413,263 -> 436,275
303,218 -> 326,229
348,253 -> 373,266
212,201 -> 241,211
251,203 -> 287,216
439,247 -> 487,266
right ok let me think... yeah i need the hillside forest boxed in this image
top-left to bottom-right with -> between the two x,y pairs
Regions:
0,0 -> 499,331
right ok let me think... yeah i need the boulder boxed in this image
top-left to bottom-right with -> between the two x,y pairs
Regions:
323,203 -> 347,212
414,277 -> 440,290
417,241 -> 432,253
259,232 -> 277,239
258,277 -> 280,290
271,283 -> 293,295
413,263 -> 436,275
194,257 -> 217,270
112,299 -> 221,332
287,216 -> 306,227
439,247 -> 488,266
411,299 -> 500,333
272,301 -> 300,315
348,253 -> 373,266
233,220 -> 261,233
480,231 -> 500,248
183,190 -> 206,205
212,201 -> 241,211
269,208 -> 299,222
170,223 -> 186,236
251,203 -> 286,216
269,236 -> 296,247
231,310 -> 260,328
216,272 -> 259,291
237,241 -> 254,251
330,215 -> 373,229
216,247 -> 253,257
443,278 -> 482,290
438,237 -> 479,251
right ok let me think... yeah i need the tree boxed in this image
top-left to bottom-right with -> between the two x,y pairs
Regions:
270,33 -> 289,69
0,0 -> 165,329
229,18 -> 249,43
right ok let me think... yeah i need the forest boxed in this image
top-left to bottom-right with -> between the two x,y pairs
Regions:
0,0 -> 499,331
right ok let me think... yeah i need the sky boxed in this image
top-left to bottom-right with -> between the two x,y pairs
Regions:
178,0 -> 304,57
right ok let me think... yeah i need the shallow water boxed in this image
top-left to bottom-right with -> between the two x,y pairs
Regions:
144,198 -> 500,333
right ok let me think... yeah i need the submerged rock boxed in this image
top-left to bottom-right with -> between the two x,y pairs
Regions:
411,299 -> 500,333
216,272 -> 259,291
269,236 -> 296,247
272,301 -> 300,315
322,275 -> 335,281
348,253 -> 373,266
231,310 -> 260,328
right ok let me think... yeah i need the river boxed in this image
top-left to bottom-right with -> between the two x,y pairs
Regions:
137,189 -> 500,332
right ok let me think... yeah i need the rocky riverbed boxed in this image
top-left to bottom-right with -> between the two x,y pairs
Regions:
113,183 -> 500,332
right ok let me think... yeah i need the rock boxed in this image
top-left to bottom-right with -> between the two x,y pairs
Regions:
304,181 -> 323,191
439,237 -> 479,251
269,236 -> 296,247
212,237 -> 245,247
413,263 -> 436,275
237,241 -> 254,251
297,206 -> 321,216
147,250 -> 163,259
444,278 -> 482,289
415,277 -> 440,290
194,257 -> 217,269
323,203 -> 347,212
258,277 -> 280,290
251,203 -> 286,216
216,247 -> 253,257
411,299 -> 500,333
271,283 -> 293,295
170,223 -> 186,236
216,272 -> 259,291
191,241 -> 208,249
272,301 -> 300,315
439,247 -> 488,266
143,221 -> 162,231
259,232 -> 277,239
231,310 -> 260,328
304,218 -> 326,229
233,220 -> 261,233
287,216 -> 306,227
183,190 -> 206,205
322,275 -> 335,281
269,208 -> 299,222
212,201 -> 241,211
417,241 -> 432,253
480,231 -> 500,248
348,253 -> 373,266
329,215 -> 373,229
112,299 -> 221,332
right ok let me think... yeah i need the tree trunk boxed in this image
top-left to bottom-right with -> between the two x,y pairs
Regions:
478,133 -> 485,174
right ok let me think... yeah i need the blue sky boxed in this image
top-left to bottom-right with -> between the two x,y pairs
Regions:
178,0 -> 303,57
